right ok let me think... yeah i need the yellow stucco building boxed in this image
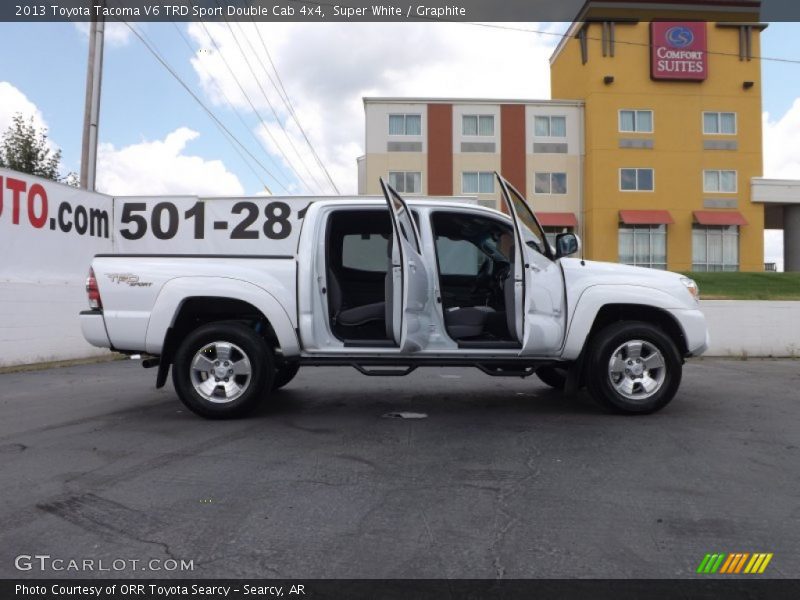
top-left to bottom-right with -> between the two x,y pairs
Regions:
551,1 -> 766,271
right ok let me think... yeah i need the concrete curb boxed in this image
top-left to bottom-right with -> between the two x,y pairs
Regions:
0,353 -> 127,375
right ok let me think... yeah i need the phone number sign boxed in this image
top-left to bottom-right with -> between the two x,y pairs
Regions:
112,197 -> 309,256
651,22 -> 708,81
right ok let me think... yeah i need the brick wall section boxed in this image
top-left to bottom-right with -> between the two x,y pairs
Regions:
426,103 -> 453,195
500,104 -> 526,194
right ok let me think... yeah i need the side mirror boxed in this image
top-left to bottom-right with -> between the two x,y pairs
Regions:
555,232 -> 580,259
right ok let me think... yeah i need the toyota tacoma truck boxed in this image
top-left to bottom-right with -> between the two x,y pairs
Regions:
80,174 -> 708,419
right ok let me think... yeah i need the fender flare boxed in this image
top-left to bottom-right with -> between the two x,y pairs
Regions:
144,276 -> 300,357
561,285 -> 686,360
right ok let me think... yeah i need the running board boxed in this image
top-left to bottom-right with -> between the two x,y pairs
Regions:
476,364 -> 537,378
299,355 -> 559,378
352,365 -> 417,377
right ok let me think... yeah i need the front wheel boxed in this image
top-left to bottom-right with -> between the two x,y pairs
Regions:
272,361 -> 300,390
172,321 -> 274,419
585,321 -> 682,415
536,366 -> 567,390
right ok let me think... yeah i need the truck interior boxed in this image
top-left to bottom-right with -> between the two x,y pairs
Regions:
324,206 -> 522,349
430,212 -> 519,347
326,209 -> 394,345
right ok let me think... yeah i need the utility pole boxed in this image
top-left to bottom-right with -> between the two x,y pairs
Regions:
80,4 -> 105,191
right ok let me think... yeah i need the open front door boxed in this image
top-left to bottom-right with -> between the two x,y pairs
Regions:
496,174 -> 567,355
379,178 -> 432,352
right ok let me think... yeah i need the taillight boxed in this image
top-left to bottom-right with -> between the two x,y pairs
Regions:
86,267 -> 102,310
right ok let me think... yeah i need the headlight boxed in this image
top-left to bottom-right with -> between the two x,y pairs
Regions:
680,277 -> 700,302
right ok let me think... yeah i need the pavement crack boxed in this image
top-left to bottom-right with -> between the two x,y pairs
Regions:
36,493 -> 179,560
0,442 -> 28,453
488,445 -> 543,579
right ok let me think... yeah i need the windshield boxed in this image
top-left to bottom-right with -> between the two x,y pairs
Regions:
381,179 -> 423,253
499,178 -> 551,259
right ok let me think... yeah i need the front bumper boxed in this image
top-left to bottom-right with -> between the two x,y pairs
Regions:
668,307 -> 709,356
79,310 -> 111,348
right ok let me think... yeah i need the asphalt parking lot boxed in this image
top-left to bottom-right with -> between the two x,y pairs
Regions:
1,357 -> 798,579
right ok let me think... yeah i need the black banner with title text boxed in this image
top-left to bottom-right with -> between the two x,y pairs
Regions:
5,0 -> 800,22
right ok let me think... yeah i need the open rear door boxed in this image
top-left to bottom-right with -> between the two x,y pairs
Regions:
379,178 -> 432,352
496,174 -> 567,356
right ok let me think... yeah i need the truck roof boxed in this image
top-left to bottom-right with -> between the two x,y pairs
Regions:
307,196 -> 509,219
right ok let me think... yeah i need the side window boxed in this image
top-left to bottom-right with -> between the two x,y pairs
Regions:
435,237 -> 486,276
342,233 -> 388,272
431,212 -> 515,275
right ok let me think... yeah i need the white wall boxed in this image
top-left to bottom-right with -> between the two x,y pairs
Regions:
701,300 -> 800,357
0,282 -> 110,366
1,169 -> 114,367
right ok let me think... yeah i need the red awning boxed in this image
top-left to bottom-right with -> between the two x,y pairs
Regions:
619,210 -> 674,225
537,212 -> 578,227
693,211 -> 748,226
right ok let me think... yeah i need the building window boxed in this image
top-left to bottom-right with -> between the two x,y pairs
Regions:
534,172 -> 567,194
692,225 -> 739,271
388,171 -> 421,194
620,168 -> 654,191
703,170 -> 737,193
619,224 -> 667,270
462,115 -> 494,136
703,112 -> 737,135
462,172 -> 495,194
543,226 -> 574,249
619,109 -> 653,133
388,114 -> 421,136
534,115 -> 567,137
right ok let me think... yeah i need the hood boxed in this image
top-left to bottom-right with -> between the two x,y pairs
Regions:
560,258 -> 698,306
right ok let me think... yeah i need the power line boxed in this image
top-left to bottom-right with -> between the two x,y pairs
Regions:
218,18 -> 329,194
213,4 -> 332,194
197,19 -> 321,194
460,21 -> 800,66
128,21 -> 275,192
117,19 -> 289,193
282,0 -> 800,65
244,18 -> 341,193
171,21 -> 292,192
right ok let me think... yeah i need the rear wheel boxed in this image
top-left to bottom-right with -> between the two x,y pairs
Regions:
272,361 -> 300,390
585,321 -> 681,415
172,321 -> 273,419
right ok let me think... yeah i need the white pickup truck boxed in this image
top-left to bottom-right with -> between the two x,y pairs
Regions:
80,175 -> 708,419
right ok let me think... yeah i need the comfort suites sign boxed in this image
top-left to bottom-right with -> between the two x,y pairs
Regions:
651,22 -> 708,81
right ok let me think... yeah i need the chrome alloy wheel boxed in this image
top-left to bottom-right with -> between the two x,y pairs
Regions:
608,339 -> 666,402
189,341 -> 252,404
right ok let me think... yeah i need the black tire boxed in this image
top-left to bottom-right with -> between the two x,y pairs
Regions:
172,321 -> 274,419
272,361 -> 300,390
536,366 -> 567,390
585,321 -> 682,415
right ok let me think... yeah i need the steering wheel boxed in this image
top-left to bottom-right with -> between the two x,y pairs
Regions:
494,261 -> 511,285
471,257 -> 494,298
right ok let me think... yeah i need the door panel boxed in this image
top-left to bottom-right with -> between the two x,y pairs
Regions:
497,174 -> 566,356
380,179 -> 433,352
